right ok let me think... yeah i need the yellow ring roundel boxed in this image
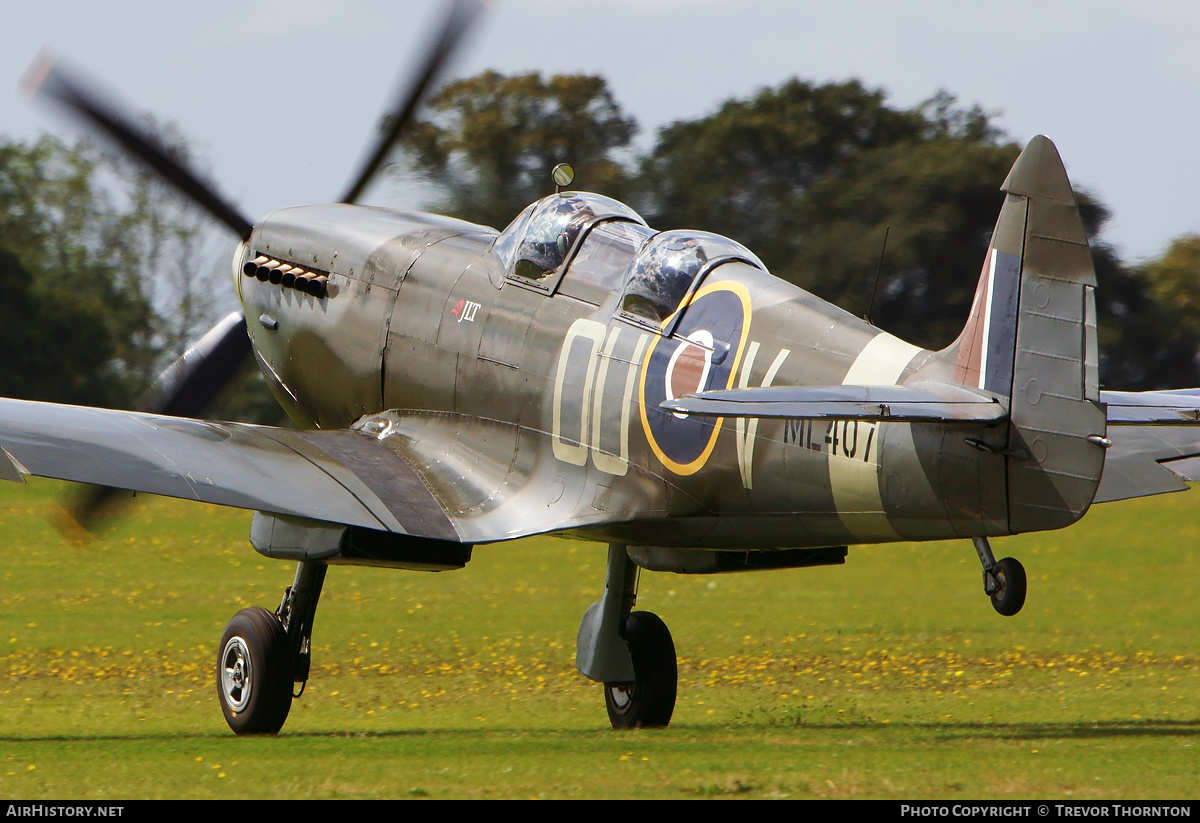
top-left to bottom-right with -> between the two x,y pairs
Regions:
638,280 -> 752,475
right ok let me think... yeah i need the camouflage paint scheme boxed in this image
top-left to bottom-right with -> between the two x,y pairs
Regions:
5,134 -> 1195,566
225,135 -> 1116,554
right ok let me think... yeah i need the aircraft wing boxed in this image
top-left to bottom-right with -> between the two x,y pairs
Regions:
0,397 -> 461,541
661,382 -> 1006,423
0,399 -> 670,546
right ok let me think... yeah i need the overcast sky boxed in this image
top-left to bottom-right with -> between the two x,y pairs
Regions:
3,0 -> 1198,264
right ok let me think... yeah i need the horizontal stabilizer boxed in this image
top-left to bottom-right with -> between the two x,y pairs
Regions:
661,382 -> 1006,424
1057,389 -> 1200,504
1102,389 -> 1200,424
1094,424 -> 1200,503
1093,389 -> 1200,503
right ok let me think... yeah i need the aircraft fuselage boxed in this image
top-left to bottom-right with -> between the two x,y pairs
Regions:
236,201 -> 1023,552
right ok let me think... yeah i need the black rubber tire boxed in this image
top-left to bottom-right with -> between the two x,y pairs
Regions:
217,607 -> 293,735
605,611 -> 677,730
990,557 -> 1027,617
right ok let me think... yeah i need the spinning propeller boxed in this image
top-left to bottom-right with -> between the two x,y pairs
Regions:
22,0 -> 484,528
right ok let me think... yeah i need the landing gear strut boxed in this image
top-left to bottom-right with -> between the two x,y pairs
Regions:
972,536 -> 1026,616
217,561 -> 327,735
576,544 -> 677,729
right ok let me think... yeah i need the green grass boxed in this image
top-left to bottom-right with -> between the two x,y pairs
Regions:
1,479 -> 1197,798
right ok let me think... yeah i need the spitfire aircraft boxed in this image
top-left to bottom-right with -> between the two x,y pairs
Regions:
7,2 -> 1200,735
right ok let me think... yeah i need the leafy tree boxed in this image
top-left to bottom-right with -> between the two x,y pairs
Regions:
398,70 -> 1194,390
1142,235 -> 1200,337
0,248 -> 118,405
0,136 -> 157,406
0,134 -> 234,409
631,85 -> 1014,348
400,71 -> 637,229
635,79 -> 929,269
1112,234 -> 1200,389
787,129 -> 1020,348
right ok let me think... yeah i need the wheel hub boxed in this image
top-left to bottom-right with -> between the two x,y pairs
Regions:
607,683 -> 633,711
221,636 -> 253,713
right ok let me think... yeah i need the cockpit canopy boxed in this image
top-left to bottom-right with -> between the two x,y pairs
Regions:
493,192 -> 645,281
620,230 -> 765,324
493,193 -> 766,330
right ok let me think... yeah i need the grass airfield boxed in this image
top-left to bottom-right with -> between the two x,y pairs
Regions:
1,479 -> 1196,799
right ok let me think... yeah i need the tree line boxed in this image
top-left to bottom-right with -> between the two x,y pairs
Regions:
406,71 -> 1200,391
0,134 -> 269,420
1,71 -> 1197,418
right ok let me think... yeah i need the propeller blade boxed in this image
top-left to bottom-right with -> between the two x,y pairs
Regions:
339,0 -> 484,204
22,53 -> 255,241
68,311 -> 253,530
143,311 -> 253,417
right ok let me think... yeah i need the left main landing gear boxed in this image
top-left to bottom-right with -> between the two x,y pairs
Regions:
218,607 -> 292,734
217,561 -> 327,735
971,536 -> 1027,616
576,544 -> 678,729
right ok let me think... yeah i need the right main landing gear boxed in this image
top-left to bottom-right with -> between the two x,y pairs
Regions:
972,536 -> 1027,616
217,561 -> 327,735
604,611 -> 677,729
577,544 -> 678,729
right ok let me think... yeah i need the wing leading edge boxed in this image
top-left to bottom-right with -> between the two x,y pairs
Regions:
0,397 -> 459,541
0,399 -> 667,547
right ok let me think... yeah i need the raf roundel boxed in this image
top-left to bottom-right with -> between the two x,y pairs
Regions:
639,281 -> 752,475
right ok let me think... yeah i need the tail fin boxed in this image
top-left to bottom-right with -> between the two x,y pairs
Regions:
941,135 -> 1106,533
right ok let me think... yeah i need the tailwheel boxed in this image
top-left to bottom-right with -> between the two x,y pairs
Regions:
217,607 -> 294,735
988,556 -> 1027,617
605,611 -> 677,729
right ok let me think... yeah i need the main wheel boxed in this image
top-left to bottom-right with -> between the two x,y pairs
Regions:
217,607 -> 294,735
605,611 -> 677,730
989,557 -> 1027,617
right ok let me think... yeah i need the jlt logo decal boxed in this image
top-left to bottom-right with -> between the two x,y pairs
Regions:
552,320 -> 649,477
639,281 -> 752,475
451,298 -> 480,322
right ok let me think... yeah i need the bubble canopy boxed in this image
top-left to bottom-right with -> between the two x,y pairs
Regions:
493,192 -> 645,281
492,194 -> 765,327
620,230 -> 764,324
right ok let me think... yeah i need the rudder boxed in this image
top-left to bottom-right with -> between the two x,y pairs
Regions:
942,135 -> 1106,533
